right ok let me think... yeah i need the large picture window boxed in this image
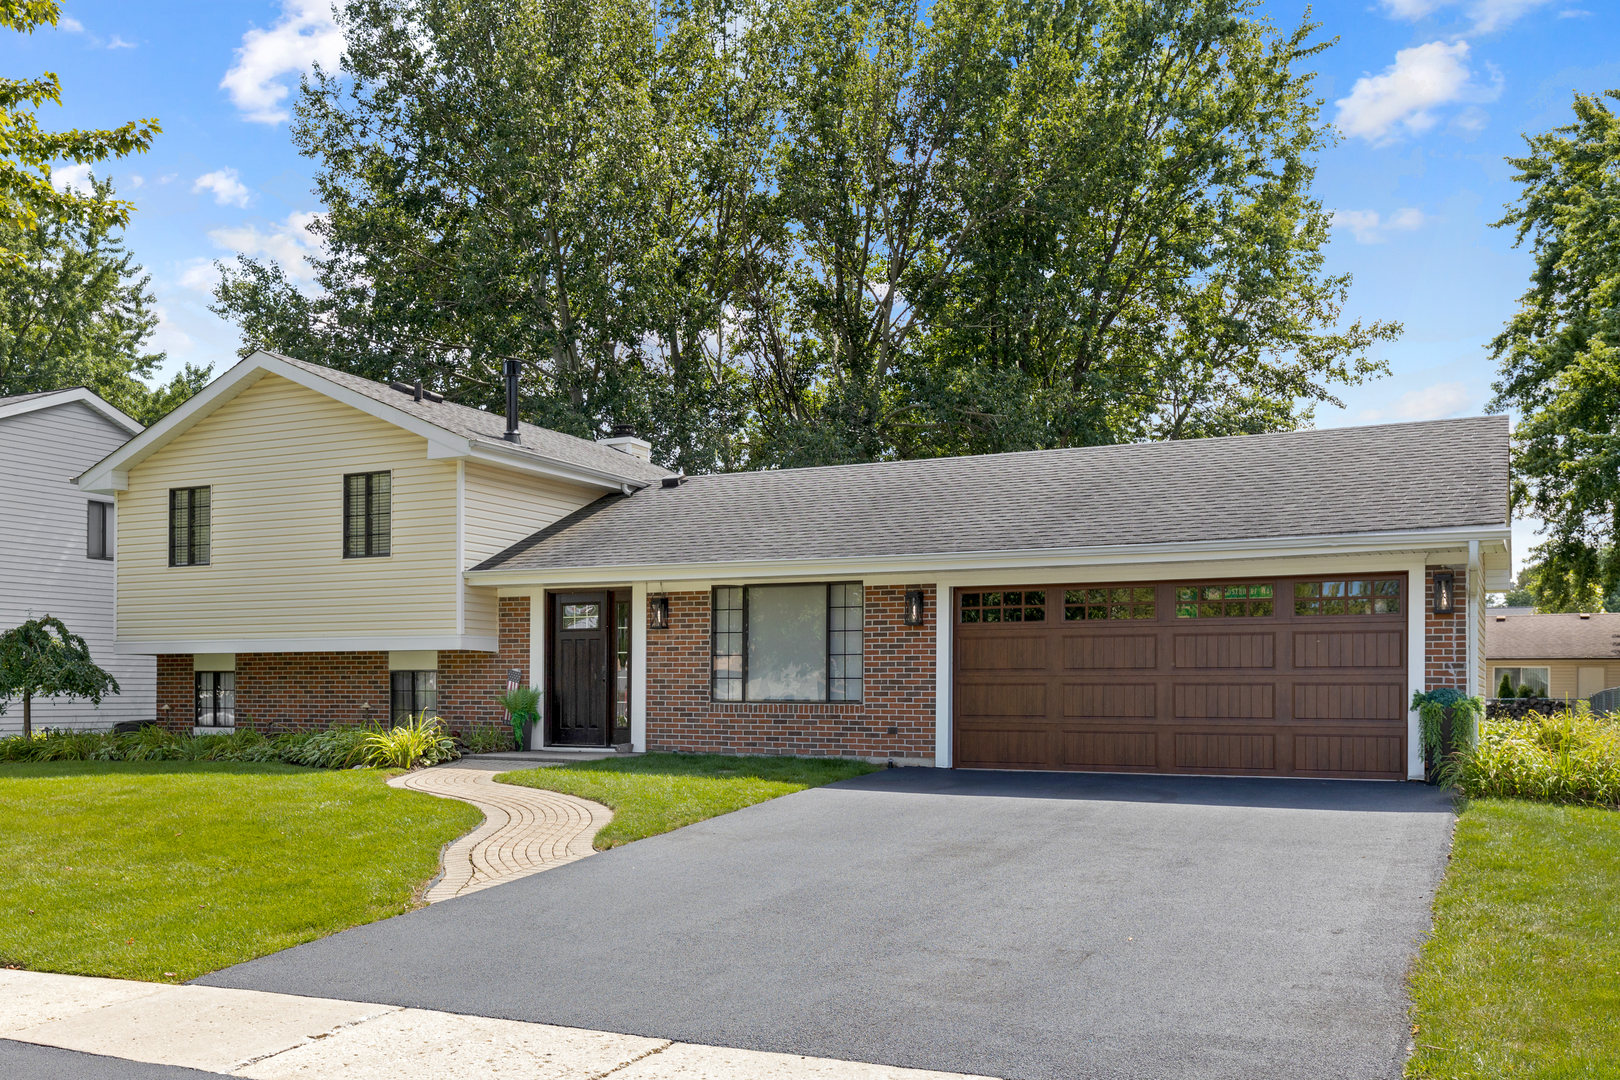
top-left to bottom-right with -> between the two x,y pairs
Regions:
344,472 -> 391,558
711,584 -> 863,702
169,486 -> 211,566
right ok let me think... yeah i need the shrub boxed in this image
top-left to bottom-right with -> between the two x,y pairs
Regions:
280,725 -> 373,769
1447,710 -> 1620,807
461,726 -> 512,754
362,712 -> 457,769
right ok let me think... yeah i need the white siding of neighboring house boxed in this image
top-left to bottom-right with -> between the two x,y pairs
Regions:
460,461 -> 601,637
0,401 -> 154,732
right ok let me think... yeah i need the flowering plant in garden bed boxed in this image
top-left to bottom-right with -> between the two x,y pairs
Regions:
1445,709 -> 1620,807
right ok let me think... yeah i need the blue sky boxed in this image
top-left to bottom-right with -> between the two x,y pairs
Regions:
7,0 -> 1617,574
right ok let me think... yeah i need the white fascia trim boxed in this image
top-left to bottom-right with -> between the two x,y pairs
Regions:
75,351 -> 647,495
458,440 -> 652,493
114,634 -> 498,656
0,387 -> 143,434
463,524 -> 1513,588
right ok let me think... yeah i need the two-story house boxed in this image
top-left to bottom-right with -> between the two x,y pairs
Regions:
2,387 -> 154,732
82,350 -> 1513,779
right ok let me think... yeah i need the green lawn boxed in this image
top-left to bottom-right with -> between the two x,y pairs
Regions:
1408,799 -> 1620,1079
496,752 -> 876,849
0,761 -> 481,982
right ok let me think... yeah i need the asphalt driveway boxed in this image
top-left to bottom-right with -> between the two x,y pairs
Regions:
201,769 -> 1455,1080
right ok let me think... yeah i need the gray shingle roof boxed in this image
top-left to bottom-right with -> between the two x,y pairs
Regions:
0,387 -> 84,407
1486,612 -> 1620,660
267,352 -> 672,485
473,415 -> 1510,573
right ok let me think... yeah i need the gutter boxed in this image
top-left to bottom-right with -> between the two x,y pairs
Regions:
464,523 -> 1513,587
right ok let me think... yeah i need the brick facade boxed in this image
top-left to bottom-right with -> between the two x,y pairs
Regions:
1424,566 -> 1470,691
152,596 -> 531,736
643,585 -> 936,762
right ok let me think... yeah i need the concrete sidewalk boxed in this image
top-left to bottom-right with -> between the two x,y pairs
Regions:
0,970 -> 996,1080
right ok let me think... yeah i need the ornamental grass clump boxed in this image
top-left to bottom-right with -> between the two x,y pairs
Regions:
361,712 -> 457,769
1448,709 -> 1620,807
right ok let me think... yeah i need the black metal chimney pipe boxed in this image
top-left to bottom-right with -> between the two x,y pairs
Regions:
503,360 -> 521,444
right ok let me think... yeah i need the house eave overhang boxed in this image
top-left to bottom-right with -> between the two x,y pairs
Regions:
463,523 -> 1514,588
74,351 -> 653,495
0,386 -> 143,435
113,634 -> 499,656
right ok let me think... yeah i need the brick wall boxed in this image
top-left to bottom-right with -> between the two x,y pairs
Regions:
152,596 -> 531,735
643,585 -> 936,762
1425,566 -> 1470,691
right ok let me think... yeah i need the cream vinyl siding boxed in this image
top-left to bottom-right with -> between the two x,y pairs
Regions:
117,375 -> 459,641
460,461 -> 600,634
1489,660 -> 1620,700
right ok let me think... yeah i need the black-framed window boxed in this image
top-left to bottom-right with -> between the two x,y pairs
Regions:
711,583 -> 863,702
195,671 -> 234,727
344,472 -> 391,558
391,670 -> 436,721
169,487 -> 211,566
86,501 -> 112,560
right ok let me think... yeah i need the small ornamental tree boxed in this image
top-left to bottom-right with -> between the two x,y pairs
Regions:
0,615 -> 119,737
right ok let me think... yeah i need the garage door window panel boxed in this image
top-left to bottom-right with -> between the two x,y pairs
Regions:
1294,579 -> 1401,616
960,591 -> 1045,623
1176,584 -> 1273,619
1066,588 -> 1154,621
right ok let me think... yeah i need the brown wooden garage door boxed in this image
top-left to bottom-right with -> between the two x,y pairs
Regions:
953,574 -> 1409,778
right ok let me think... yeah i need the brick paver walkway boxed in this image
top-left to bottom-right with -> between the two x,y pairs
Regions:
389,759 -> 611,903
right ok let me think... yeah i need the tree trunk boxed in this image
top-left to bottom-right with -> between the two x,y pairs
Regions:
22,691 -> 31,739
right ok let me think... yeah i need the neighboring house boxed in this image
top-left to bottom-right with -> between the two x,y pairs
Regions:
1,388 -> 155,732
81,351 -> 1512,779
1485,609 -> 1620,700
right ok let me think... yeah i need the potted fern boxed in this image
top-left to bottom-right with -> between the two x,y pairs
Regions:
1410,687 -> 1485,784
497,686 -> 540,752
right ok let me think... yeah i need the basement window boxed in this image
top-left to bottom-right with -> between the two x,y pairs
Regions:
711,584 -> 863,702
391,670 -> 437,722
195,671 -> 235,728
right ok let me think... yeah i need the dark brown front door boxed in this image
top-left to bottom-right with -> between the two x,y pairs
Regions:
553,593 -> 608,746
953,574 -> 1409,778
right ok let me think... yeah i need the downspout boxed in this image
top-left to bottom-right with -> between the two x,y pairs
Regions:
1466,540 -> 1482,697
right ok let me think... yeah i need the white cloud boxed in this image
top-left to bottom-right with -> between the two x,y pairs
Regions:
58,16 -> 84,32
50,163 -> 94,195
149,306 -> 193,356
157,173 -> 177,185
1360,382 -> 1474,423
1335,41 -> 1502,144
220,0 -> 343,125
179,258 -> 220,293
207,210 -> 325,284
1380,0 -> 1553,31
129,174 -> 144,188
107,34 -> 135,49
1558,7 -> 1593,16
1332,207 -> 1429,244
193,168 -> 253,208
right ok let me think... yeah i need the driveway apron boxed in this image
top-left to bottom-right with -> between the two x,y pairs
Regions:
199,770 -> 1455,1080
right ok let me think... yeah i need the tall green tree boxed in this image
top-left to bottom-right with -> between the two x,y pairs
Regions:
212,0 -> 1396,471
1488,90 -> 1620,610
0,175 -> 211,424
0,615 -> 119,738
0,1 -> 159,264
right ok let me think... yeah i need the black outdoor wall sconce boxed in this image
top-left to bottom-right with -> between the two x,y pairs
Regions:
1432,571 -> 1456,615
904,589 -> 926,626
649,596 -> 670,629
